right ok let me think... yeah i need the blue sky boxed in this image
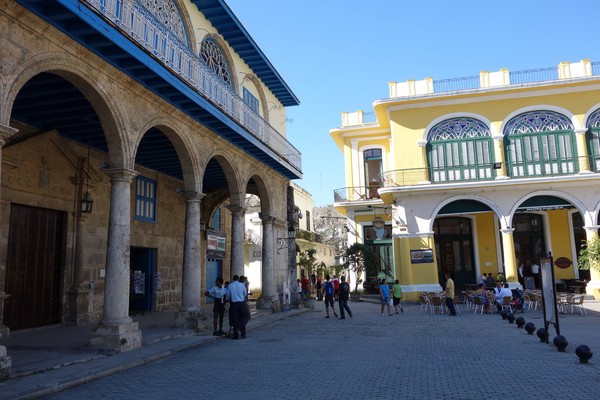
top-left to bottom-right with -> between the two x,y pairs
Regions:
225,0 -> 600,206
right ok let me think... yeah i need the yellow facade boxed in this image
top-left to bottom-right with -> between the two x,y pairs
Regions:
332,59 -> 600,300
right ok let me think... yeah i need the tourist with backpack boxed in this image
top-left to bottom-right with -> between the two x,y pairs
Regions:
338,275 -> 353,319
323,274 -> 338,318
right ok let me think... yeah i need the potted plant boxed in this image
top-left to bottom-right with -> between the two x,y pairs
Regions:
343,243 -> 376,302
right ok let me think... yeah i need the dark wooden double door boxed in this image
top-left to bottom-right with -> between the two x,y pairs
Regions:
4,204 -> 65,330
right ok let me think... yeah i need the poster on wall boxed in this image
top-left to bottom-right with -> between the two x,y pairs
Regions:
410,249 -> 434,264
206,230 -> 226,259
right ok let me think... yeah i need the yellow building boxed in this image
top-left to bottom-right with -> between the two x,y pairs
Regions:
331,59 -> 600,300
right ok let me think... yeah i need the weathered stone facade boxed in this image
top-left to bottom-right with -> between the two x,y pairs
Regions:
0,0 -> 299,359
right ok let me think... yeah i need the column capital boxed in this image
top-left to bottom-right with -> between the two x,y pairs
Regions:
583,225 -> 600,232
228,205 -> 246,215
500,228 -> 515,235
575,128 -> 589,135
492,133 -> 504,141
259,213 -> 276,224
182,191 -> 206,202
104,168 -> 138,182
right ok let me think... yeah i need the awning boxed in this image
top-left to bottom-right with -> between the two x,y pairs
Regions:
517,196 -> 574,212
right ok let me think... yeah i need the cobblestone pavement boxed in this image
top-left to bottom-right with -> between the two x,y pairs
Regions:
42,300 -> 600,400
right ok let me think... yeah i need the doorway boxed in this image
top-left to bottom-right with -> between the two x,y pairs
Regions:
434,217 -> 476,290
4,204 -> 65,330
130,247 -> 157,313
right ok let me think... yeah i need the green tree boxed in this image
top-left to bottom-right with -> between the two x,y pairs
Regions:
343,243 -> 377,293
297,248 -> 317,278
578,237 -> 600,271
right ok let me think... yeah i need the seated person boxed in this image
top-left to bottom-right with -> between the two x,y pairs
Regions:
485,273 -> 496,289
494,283 -> 513,313
474,283 -> 491,313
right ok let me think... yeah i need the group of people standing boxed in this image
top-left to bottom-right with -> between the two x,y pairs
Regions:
204,275 -> 251,339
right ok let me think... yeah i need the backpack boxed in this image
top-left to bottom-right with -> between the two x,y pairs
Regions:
324,281 -> 334,296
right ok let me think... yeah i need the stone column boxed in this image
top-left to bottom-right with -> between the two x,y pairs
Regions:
0,124 -> 17,380
173,192 -> 209,331
286,185 -> 302,309
229,205 -> 246,278
575,128 -> 591,173
492,133 -> 509,179
90,168 -> 142,352
257,215 -> 278,311
583,226 -> 600,299
500,228 -> 519,287
66,212 -> 92,325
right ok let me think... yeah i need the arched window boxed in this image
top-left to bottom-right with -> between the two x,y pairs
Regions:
427,117 -> 493,183
199,38 -> 232,88
586,108 -> 600,171
140,0 -> 187,45
504,110 -> 576,177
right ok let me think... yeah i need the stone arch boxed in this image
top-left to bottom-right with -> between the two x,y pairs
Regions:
428,194 -> 504,231
583,103 -> 600,128
2,52 -> 130,168
200,150 -> 243,205
508,190 -> 588,228
172,0 -> 197,49
245,173 -> 272,217
132,116 -> 200,193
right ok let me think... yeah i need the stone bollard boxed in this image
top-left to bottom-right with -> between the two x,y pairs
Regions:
575,345 -> 593,364
500,310 -> 508,320
537,328 -> 549,343
553,335 -> 568,352
0,345 -> 11,382
524,322 -> 536,335
515,316 -> 526,328
506,313 -> 515,324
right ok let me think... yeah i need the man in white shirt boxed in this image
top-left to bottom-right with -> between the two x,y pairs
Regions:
494,283 -> 513,313
228,275 -> 248,339
530,262 -> 540,289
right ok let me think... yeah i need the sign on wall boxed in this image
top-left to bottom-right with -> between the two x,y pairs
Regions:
206,230 -> 226,259
410,249 -> 434,264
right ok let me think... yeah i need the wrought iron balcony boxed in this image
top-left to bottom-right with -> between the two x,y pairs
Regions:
84,0 -> 301,172
335,156 -> 600,202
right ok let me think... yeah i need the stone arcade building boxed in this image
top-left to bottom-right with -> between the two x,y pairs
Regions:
0,0 -> 301,367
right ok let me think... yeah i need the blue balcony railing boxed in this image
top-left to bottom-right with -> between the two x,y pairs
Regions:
84,0 -> 301,172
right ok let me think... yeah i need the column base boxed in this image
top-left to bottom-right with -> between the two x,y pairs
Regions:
0,345 -> 11,382
585,280 -> 600,300
0,324 -> 9,338
89,321 -> 142,352
173,309 -> 209,332
256,295 -> 281,312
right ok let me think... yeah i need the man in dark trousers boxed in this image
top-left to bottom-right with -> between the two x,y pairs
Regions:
227,275 -> 248,339
338,275 -> 353,319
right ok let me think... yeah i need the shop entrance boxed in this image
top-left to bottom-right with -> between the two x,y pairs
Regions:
434,217 -> 476,290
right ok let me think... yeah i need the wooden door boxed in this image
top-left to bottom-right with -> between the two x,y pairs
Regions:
4,204 -> 65,330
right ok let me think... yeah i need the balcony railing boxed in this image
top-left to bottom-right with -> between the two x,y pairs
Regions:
334,185 -> 382,202
335,156 -> 600,201
296,228 -> 323,244
84,0 -> 301,172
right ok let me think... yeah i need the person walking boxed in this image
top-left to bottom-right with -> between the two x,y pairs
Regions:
392,279 -> 404,314
227,275 -> 248,339
323,274 -> 338,318
338,275 -> 353,319
445,273 -> 457,316
204,277 -> 227,336
316,276 -> 323,301
379,279 -> 392,316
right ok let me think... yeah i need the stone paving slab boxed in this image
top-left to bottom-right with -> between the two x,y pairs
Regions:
2,299 -> 600,399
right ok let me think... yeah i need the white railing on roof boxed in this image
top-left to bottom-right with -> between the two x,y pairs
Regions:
85,0 -> 301,172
